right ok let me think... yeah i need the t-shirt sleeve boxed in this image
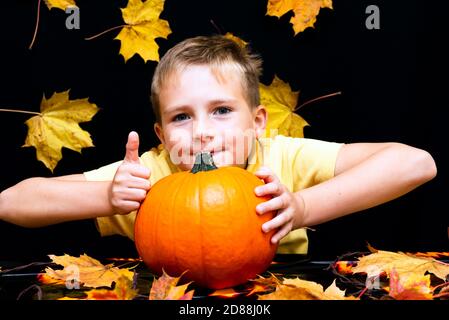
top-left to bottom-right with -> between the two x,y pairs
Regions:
290,138 -> 344,190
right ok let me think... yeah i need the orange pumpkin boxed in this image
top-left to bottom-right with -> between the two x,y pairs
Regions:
134,152 -> 278,289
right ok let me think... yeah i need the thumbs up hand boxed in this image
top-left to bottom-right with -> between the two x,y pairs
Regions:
110,131 -> 151,215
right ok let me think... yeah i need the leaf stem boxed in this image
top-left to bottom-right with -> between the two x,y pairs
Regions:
0,108 -> 41,116
295,91 -> 342,111
85,25 -> 127,41
29,0 -> 42,50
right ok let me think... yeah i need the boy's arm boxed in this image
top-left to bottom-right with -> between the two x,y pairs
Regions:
297,142 -> 437,228
0,176 -> 114,228
0,132 -> 150,228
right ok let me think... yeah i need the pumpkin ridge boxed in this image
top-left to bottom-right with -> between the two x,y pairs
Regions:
227,168 -> 254,275
171,171 -> 192,278
196,170 -> 207,286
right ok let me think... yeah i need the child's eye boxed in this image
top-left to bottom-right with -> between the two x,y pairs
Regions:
173,113 -> 190,122
213,107 -> 232,115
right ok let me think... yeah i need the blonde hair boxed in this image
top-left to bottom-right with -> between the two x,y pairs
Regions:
151,35 -> 263,123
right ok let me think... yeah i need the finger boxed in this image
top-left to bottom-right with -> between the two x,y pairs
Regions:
127,164 -> 151,179
123,188 -> 148,202
124,131 -> 140,164
254,166 -> 280,184
255,182 -> 283,197
123,176 -> 151,191
262,209 -> 292,232
270,223 -> 292,244
256,195 -> 287,215
118,200 -> 141,214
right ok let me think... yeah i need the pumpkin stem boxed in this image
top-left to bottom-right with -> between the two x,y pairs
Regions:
191,152 -> 218,173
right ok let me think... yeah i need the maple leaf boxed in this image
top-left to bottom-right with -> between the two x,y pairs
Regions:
266,0 -> 333,35
114,0 -> 172,62
258,277 -> 357,300
44,0 -> 77,10
44,254 -> 134,288
260,76 -> 309,138
388,269 -> 433,300
352,250 -> 449,281
22,90 -> 98,172
59,276 -> 138,300
149,270 -> 194,300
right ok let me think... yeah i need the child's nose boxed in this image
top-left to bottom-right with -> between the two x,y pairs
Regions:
193,120 -> 215,142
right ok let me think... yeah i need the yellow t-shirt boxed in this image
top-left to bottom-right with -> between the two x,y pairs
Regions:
83,135 -> 343,254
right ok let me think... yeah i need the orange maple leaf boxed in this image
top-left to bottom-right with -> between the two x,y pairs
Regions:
388,269 -> 433,300
258,277 -> 357,300
59,276 -> 138,300
44,254 -> 134,288
352,250 -> 449,281
149,270 -> 194,300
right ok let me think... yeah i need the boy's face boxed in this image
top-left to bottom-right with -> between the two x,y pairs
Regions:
154,65 -> 267,171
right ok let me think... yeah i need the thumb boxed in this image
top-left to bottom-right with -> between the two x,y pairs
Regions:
124,131 -> 140,163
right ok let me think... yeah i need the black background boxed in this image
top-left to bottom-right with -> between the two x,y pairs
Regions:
0,0 -> 448,262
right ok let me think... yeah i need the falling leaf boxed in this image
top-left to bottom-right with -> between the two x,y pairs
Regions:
44,0 -> 77,10
224,32 -> 248,48
260,76 -> 309,138
22,90 -> 98,172
44,254 -> 134,288
352,250 -> 449,281
115,0 -> 172,62
266,0 -> 333,35
59,277 -> 138,300
258,277 -> 357,300
149,270 -> 194,300
388,269 -> 433,300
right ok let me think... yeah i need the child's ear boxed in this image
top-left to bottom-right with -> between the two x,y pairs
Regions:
254,105 -> 267,138
154,122 -> 165,145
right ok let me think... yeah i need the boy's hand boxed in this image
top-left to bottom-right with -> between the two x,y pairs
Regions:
254,167 -> 305,244
110,131 -> 151,215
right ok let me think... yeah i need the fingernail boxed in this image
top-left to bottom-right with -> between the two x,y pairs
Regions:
255,187 -> 261,195
256,205 -> 263,213
262,224 -> 269,232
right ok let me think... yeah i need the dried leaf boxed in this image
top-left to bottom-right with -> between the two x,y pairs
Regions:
258,277 -> 357,300
248,274 -> 281,295
149,270 -> 194,300
224,32 -> 248,48
259,76 -> 309,138
22,90 -> 98,172
44,0 -> 77,10
352,250 -> 449,281
388,269 -> 433,300
115,0 -> 172,62
266,0 -> 333,35
44,254 -> 134,288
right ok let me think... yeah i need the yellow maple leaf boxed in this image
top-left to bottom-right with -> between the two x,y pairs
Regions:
44,254 -> 134,288
388,269 -> 433,300
352,250 -> 449,281
149,270 -> 194,300
115,0 -> 172,62
22,90 -> 98,172
258,277 -> 357,300
260,76 -> 309,138
59,276 -> 138,300
266,0 -> 333,35
44,0 -> 77,10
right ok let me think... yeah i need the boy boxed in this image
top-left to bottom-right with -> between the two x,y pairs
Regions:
0,36 -> 437,254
